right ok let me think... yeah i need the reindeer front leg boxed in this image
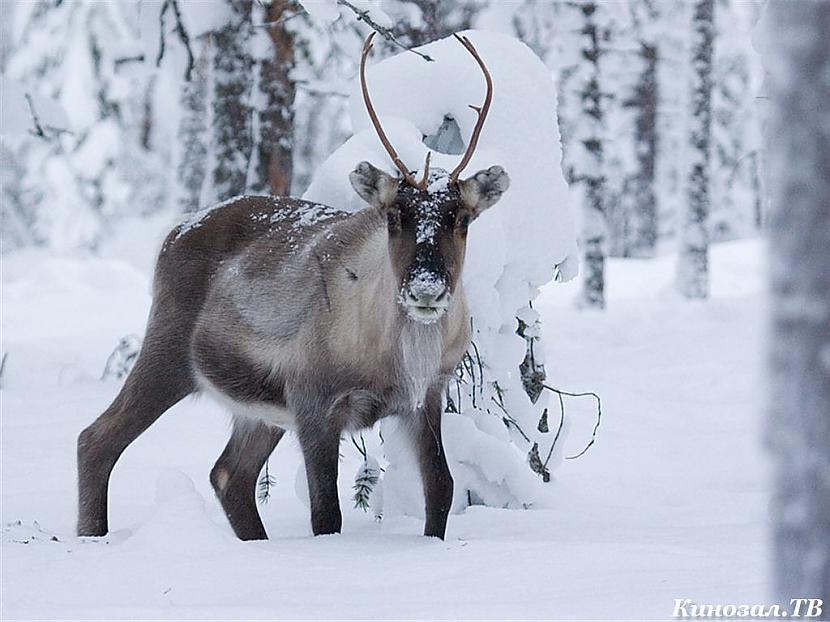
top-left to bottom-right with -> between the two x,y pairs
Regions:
415,386 -> 454,539
296,405 -> 343,536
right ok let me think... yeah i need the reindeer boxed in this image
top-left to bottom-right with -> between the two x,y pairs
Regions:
77,34 -> 509,542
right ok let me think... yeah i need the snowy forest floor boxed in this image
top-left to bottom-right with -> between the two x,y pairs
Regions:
1,222 -> 769,620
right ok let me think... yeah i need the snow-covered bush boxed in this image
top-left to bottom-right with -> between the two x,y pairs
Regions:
304,30 -> 578,513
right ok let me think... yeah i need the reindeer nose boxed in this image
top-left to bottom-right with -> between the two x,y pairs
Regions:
408,288 -> 447,306
408,275 -> 448,306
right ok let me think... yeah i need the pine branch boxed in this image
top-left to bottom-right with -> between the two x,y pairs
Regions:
352,457 -> 379,511
257,460 -> 276,504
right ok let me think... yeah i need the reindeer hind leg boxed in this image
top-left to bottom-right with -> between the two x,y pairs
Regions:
211,418 -> 284,541
77,326 -> 195,537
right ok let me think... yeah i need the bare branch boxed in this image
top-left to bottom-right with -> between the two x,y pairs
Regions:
155,0 -> 196,81
114,54 -> 145,68
338,0 -> 433,62
253,7 -> 304,28
294,79 -> 349,98
25,94 -> 46,138
542,391 -> 566,469
542,384 -> 603,460
169,0 -> 195,81
155,0 -> 169,69
24,94 -> 71,140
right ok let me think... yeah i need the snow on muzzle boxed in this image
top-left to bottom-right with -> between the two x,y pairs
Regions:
401,268 -> 450,324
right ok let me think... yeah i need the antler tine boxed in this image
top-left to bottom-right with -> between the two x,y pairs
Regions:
360,33 -> 420,188
416,151 -> 431,189
449,34 -> 494,184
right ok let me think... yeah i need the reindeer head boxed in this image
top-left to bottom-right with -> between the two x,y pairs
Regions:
350,33 -> 510,324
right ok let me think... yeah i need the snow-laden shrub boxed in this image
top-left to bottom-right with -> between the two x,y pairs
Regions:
304,31 -> 578,513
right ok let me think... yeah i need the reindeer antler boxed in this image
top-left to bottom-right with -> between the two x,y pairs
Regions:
360,33 -> 491,190
360,33 -> 430,190
448,34 -> 493,185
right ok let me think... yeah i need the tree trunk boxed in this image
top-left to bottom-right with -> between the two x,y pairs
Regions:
767,0 -> 830,609
630,41 -> 658,257
251,0 -> 296,196
676,0 -> 714,299
212,0 -> 254,202
576,1 -> 607,310
177,40 -> 209,213
406,0 -> 443,44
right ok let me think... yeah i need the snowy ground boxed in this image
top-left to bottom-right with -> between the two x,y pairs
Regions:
1,224 -> 770,620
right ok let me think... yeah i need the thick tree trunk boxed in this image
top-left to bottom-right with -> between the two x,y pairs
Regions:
212,0 -> 254,201
767,0 -> 830,608
577,1 -> 607,310
676,0 -> 714,299
251,0 -> 296,196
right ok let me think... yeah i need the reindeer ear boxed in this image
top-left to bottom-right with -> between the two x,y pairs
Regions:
349,161 -> 398,209
459,166 -> 510,217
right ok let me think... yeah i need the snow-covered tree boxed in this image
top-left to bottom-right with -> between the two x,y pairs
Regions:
763,0 -> 830,606
624,0 -> 659,257
0,141 -> 41,251
176,39 -> 210,214
3,0 -> 159,250
288,3 -> 363,194
571,1 -> 609,309
652,0 -> 689,246
211,0 -> 255,202
676,0 -> 714,299
709,0 -> 764,241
